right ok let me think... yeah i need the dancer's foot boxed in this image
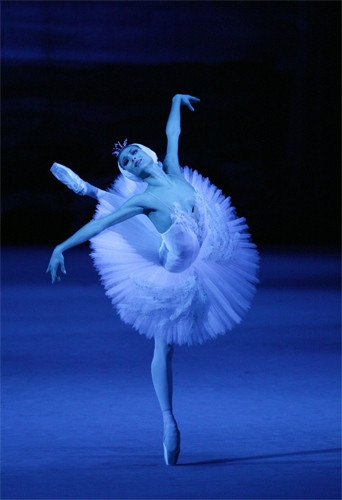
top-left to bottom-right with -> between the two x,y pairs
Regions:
50,163 -> 87,195
163,410 -> 180,466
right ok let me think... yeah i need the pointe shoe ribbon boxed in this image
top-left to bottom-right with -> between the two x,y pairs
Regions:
50,163 -> 87,196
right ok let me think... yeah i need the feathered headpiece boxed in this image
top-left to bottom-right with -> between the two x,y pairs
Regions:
112,140 -> 161,183
112,139 -> 128,157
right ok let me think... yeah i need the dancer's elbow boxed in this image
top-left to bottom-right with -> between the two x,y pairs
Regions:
166,126 -> 181,137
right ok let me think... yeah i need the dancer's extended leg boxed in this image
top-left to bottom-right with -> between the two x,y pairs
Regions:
50,162 -> 114,203
151,338 -> 180,465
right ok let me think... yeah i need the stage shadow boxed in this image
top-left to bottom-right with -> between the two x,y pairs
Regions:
178,447 -> 341,466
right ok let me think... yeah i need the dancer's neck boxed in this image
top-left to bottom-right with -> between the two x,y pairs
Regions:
142,164 -> 172,188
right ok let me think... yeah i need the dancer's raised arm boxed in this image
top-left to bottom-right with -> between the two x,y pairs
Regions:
164,94 -> 200,175
47,195 -> 145,283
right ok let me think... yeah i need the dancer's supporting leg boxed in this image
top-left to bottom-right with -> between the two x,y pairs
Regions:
151,338 -> 174,413
151,338 -> 180,464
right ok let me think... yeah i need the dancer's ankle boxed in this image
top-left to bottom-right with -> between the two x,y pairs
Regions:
84,182 -> 99,199
163,409 -> 176,425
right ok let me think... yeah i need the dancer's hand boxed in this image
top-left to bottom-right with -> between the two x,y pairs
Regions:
173,94 -> 200,111
46,247 -> 66,284
165,94 -> 200,173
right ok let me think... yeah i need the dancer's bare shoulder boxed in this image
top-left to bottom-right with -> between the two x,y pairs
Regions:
163,154 -> 183,177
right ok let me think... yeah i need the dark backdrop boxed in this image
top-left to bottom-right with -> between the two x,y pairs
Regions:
1,1 -> 340,246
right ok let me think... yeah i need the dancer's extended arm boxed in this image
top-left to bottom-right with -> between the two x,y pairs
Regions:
47,195 -> 145,283
164,94 -> 200,175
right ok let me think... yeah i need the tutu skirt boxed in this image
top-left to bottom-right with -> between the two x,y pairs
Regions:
90,167 -> 260,346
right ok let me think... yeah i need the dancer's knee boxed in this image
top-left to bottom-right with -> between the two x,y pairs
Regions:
154,337 -> 174,357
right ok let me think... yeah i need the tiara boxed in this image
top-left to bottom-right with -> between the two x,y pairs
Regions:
112,138 -> 128,156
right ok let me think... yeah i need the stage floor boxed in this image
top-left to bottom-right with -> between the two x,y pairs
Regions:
1,245 -> 341,499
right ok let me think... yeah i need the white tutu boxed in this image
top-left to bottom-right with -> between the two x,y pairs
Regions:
90,167 -> 260,346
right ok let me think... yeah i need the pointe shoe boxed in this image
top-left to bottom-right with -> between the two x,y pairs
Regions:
50,163 -> 87,195
163,425 -> 181,466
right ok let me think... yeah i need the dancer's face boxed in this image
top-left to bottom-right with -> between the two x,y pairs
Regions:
119,145 -> 153,177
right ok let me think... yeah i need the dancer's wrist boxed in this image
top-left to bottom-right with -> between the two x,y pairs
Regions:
54,244 -> 64,254
172,94 -> 181,103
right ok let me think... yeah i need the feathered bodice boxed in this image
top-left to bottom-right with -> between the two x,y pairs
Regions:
153,191 -> 208,273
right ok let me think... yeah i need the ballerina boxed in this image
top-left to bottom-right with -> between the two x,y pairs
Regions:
47,94 -> 260,465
